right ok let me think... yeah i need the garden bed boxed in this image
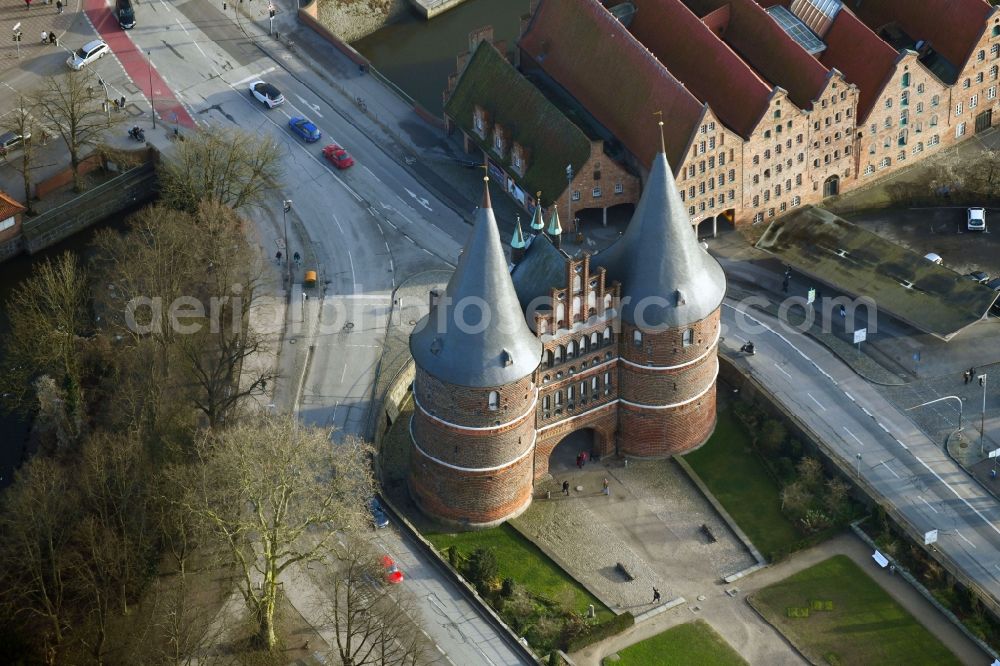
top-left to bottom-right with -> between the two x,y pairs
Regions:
603,620 -> 747,666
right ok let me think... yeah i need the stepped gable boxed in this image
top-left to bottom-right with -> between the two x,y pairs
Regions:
520,0 -> 705,169
511,233 -> 568,328
410,180 -> 542,388
594,152 -> 726,329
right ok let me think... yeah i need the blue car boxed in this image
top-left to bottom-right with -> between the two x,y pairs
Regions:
369,497 -> 389,529
288,117 -> 321,143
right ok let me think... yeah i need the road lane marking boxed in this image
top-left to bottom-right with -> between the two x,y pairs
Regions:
880,460 -> 900,479
332,213 -> 344,234
843,426 -> 865,448
774,364 -> 792,379
955,530 -> 977,548
347,250 -> 356,292
807,392 -> 826,411
231,67 -> 277,86
294,94 -> 323,118
364,166 -> 377,178
918,496 -> 939,513
404,187 -> 433,212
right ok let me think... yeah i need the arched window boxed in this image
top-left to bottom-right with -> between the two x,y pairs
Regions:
546,349 -> 554,367
543,395 -> 551,411
555,345 -> 565,363
580,336 -> 589,354
682,329 -> 694,346
603,327 -> 612,344
488,391 -> 499,411
993,25 -> 1000,37
555,391 -> 563,407
566,340 -> 576,358
633,330 -> 643,347
591,332 -> 599,348
901,72 -> 910,87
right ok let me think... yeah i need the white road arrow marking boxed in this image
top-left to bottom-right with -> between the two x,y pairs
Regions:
294,95 -> 323,118
405,187 -> 432,212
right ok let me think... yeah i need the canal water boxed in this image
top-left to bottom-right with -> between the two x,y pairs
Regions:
353,0 -> 528,117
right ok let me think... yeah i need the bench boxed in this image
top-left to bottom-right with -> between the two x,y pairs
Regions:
615,562 -> 635,581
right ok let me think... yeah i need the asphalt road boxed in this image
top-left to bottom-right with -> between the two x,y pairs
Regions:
723,301 -> 1000,609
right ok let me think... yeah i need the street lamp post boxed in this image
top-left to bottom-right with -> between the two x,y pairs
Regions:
97,76 -> 110,119
856,452 -> 862,477
147,50 -> 155,129
979,373 -> 988,456
282,199 -> 292,291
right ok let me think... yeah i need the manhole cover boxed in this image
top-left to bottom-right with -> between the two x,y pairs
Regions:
288,338 -> 297,345
409,320 -> 416,325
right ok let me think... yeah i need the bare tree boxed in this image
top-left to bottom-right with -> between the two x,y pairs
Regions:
4,96 -> 39,213
0,457 -> 82,665
322,539 -> 431,666
178,416 -> 374,650
1,252 -> 90,425
35,71 -> 116,192
158,128 -> 283,213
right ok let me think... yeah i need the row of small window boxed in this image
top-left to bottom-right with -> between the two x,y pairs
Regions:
956,88 -> 998,116
811,110 -> 852,132
812,147 -> 851,168
542,353 -> 614,384
752,200 -> 801,223
874,114 -> 939,134
680,173 -> 735,199
754,146 -> 805,163
541,373 -> 614,414
569,183 -> 624,200
545,329 -> 613,368
753,167 -> 806,185
862,137 -> 941,175
688,193 -> 734,215
973,43 -> 1000,64
683,153 -> 728,178
752,192 -> 802,208
818,90 -> 850,108
812,132 -> 848,149
962,65 -> 1000,91
889,93 -> 939,112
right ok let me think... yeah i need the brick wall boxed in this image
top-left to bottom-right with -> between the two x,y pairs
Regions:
415,369 -> 535,428
551,140 -> 641,223
618,356 -> 717,407
410,443 -> 534,527
412,410 -> 536,469
619,310 -> 720,368
619,386 -> 718,457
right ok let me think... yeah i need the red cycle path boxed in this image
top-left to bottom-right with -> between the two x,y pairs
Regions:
83,0 -> 196,128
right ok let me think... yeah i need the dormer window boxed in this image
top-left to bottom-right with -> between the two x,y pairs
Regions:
501,349 -> 513,367
473,105 -> 490,139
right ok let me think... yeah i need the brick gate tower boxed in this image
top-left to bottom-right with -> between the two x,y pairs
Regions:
408,151 -> 726,528
409,180 -> 543,528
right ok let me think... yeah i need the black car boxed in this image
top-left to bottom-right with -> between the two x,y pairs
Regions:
369,497 -> 389,529
964,271 -> 990,284
116,0 -> 135,29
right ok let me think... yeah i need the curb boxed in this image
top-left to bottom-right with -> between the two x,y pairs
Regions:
632,596 -> 686,623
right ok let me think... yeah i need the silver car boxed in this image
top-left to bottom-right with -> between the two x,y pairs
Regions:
0,131 -> 29,159
66,39 -> 109,70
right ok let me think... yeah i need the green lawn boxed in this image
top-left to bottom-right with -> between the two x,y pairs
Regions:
606,620 -> 747,666
750,555 -> 961,665
683,409 -> 800,558
425,523 -> 613,621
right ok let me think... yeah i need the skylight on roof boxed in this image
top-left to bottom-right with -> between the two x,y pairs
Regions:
767,5 -> 827,55
790,0 -> 842,37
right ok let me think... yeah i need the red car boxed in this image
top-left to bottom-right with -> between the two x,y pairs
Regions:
382,555 -> 404,585
323,143 -> 355,169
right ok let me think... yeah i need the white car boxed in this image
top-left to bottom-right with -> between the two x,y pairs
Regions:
967,207 -> 986,232
924,252 -> 943,265
249,81 -> 284,108
66,39 -> 109,70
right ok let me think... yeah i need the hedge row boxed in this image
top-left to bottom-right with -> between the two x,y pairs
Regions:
565,611 -> 634,653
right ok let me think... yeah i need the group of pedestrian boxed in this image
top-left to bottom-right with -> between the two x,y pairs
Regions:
25,0 -> 60,10
575,451 -> 589,468
964,366 -> 977,384
40,30 -> 57,45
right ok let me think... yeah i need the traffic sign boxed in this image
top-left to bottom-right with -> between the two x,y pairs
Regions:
853,328 -> 867,344
924,529 -> 938,545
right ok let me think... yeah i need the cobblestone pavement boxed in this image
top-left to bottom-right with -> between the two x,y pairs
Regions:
0,0 -> 81,68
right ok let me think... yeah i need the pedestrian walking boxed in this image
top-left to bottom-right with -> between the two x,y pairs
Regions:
964,371 -> 970,384
652,587 -> 661,603
602,478 -> 610,496
275,250 -> 282,264
120,95 -> 126,109
839,304 -> 846,318
562,480 -> 569,496
56,0 -> 63,12
48,30 -> 56,45
40,31 -> 47,44
25,0 -> 31,10
970,367 -> 976,381
576,453 -> 583,469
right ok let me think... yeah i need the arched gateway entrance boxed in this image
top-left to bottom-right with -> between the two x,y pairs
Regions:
548,428 -> 599,471
533,410 -> 618,481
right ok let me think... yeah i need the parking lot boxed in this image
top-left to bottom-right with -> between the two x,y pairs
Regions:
845,206 -> 1000,281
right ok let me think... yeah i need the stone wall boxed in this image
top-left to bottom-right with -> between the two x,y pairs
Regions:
315,0 -> 409,44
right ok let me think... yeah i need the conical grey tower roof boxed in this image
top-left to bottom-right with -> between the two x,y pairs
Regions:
410,180 -> 542,387
594,152 -> 726,329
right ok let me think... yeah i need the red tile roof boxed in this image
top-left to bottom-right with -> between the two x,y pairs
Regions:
0,190 -> 25,221
683,0 -> 832,111
520,0 -> 706,169
820,7 -> 899,123
629,0 -> 772,138
851,0 -> 994,73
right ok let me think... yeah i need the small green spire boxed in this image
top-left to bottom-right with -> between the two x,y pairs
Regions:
530,192 -> 545,231
547,205 -> 562,236
511,215 -> 526,249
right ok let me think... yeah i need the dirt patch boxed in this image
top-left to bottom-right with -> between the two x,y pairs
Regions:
316,0 -> 409,43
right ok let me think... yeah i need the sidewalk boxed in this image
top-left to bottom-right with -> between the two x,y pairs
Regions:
0,0 -> 80,69
576,532 -> 989,665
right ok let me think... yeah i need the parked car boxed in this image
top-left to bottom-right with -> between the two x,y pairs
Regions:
249,81 -> 284,108
66,39 -> 109,70
923,252 -> 943,265
967,207 -> 987,232
116,0 -> 136,29
988,278 -> 1000,315
288,117 -> 321,143
382,555 -> 404,585
965,271 -> 990,284
322,143 -> 354,169
369,497 -> 389,529
0,130 -> 30,159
